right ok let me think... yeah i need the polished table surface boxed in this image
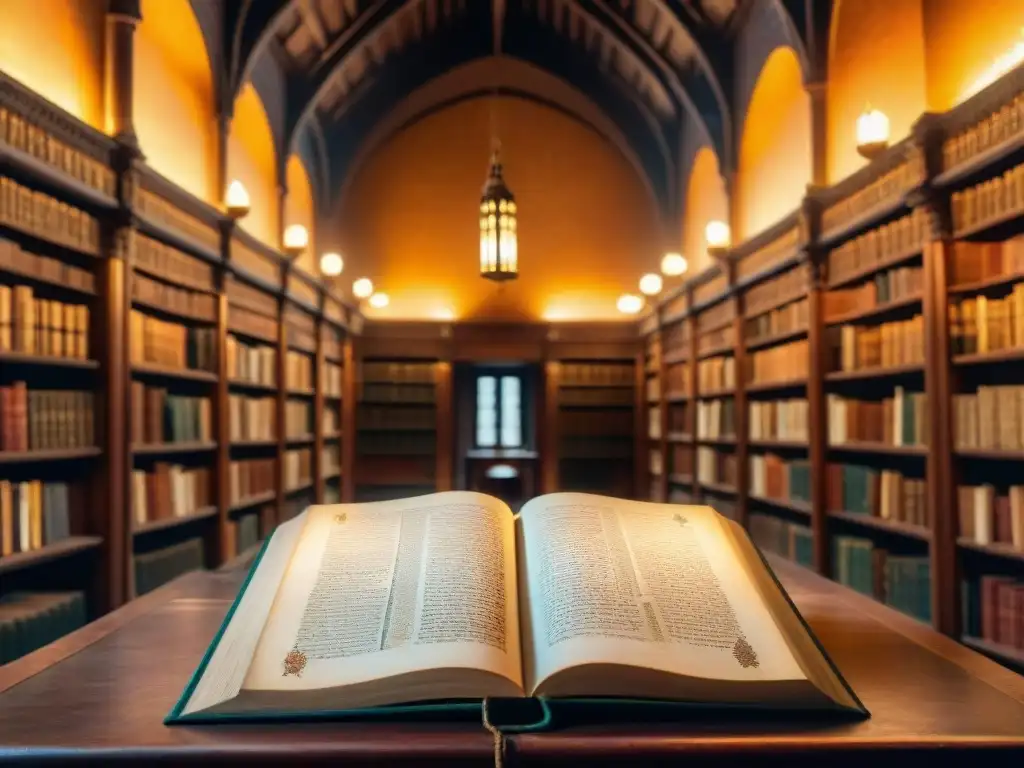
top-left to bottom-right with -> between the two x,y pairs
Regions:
1,555 -> 1023,765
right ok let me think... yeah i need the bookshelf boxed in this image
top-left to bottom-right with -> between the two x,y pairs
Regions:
0,72 -> 361,649
639,64 -> 1024,669
642,323 -> 663,501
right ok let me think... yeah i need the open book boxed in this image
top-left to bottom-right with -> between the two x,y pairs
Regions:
169,492 -> 865,722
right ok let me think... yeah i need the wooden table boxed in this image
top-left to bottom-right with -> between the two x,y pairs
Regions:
1,556 -> 1023,765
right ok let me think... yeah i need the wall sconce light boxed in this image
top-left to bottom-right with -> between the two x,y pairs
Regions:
283,224 -> 309,260
225,180 -> 250,220
352,277 -> 374,299
856,106 -> 890,160
705,220 -> 731,259
639,273 -> 663,296
320,252 -> 343,277
660,252 -> 688,277
617,294 -> 643,315
369,292 -> 390,309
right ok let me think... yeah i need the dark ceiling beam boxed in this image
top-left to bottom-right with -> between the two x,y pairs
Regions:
223,0 -> 294,112
784,0 -> 834,83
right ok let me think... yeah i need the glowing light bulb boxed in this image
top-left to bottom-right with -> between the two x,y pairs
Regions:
617,294 -> 643,315
319,252 -> 343,276
225,180 -> 250,219
856,106 -> 890,159
283,224 -> 309,255
369,292 -> 389,309
705,220 -> 731,250
661,252 -> 688,276
352,278 -> 374,299
639,273 -> 663,296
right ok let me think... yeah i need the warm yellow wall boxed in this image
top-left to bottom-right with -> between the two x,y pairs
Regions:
134,0 -> 217,203
0,0 -> 105,129
228,83 -> 279,248
341,96 -> 661,322
681,147 -> 729,277
736,47 -> 811,240
285,154 -> 317,275
827,0 -> 928,183
923,0 -> 1024,110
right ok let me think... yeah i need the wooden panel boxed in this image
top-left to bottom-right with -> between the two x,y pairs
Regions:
135,184 -> 221,257
230,234 -> 282,289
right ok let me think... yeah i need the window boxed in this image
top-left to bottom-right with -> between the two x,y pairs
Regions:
475,373 -> 523,448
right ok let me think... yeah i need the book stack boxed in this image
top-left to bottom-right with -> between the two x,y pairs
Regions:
957,484 -> 1024,550
697,356 -> 735,393
827,315 -> 925,372
0,480 -> 76,554
228,305 -> 277,345
827,463 -> 928,528
285,350 -> 313,391
826,209 -> 926,280
962,576 -> 1024,654
132,274 -> 216,323
825,265 -> 923,320
321,444 -> 341,477
649,447 -> 663,477
0,384 -> 94,451
0,284 -> 90,357
670,444 -> 693,478
364,362 -> 436,385
744,265 -> 808,318
746,298 -> 808,344
130,465 -> 212,525
0,591 -> 87,664
953,386 -> 1024,450
647,406 -> 661,440
134,537 -> 205,597
950,292 -> 1024,356
560,363 -> 633,386
129,310 -> 216,371
833,535 -> 931,622
698,324 -> 734,356
697,447 -> 736,488
951,158 -> 1024,236
747,339 -> 809,384
285,448 -> 312,490
229,395 -> 276,441
665,362 -> 689,397
827,388 -> 928,447
749,398 -> 808,441
229,459 -> 275,504
749,454 -> 811,506
645,376 -> 661,403
135,234 -> 214,292
750,513 -> 813,568
0,177 -> 102,255
662,322 -> 688,359
322,405 -> 340,436
696,398 -> 735,439
322,362 -> 343,398
226,336 -> 276,386
129,384 -> 211,445
667,403 -> 691,435
948,238 -> 1024,286
285,400 -> 312,439
0,238 -> 95,294
944,96 -> 1024,171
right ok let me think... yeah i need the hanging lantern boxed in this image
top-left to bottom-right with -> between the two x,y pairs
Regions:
479,146 -> 518,282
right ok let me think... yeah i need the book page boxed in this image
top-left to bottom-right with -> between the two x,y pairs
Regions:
244,492 -> 523,693
518,494 -> 806,694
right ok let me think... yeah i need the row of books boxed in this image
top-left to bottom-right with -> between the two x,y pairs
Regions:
1,105 -> 116,192
130,465 -> 212,525
943,94 -> 1024,172
697,447 -> 737,487
560,363 -> 633,387
827,389 -> 928,447
827,463 -> 928,528
696,300 -> 735,335
0,176 -> 102,256
947,237 -> 1024,287
749,398 -> 808,442
670,444 -> 694,477
0,238 -> 95,294
360,382 -> 437,405
227,276 -> 278,319
957,485 -> 1024,551
645,378 -> 660,403
560,436 -> 632,460
132,272 -> 216,323
229,395 -> 276,442
749,514 -> 813,569
825,265 -> 923,320
0,591 -> 87,666
749,455 -> 811,507
323,408 -> 340,435
962,575 -> 1024,652
648,406 -> 661,440
825,205 -> 925,275
649,448 -> 663,476
827,315 -> 925,373
662,324 -> 688,360
951,158 -> 1024,236
949,289 -> 1024,356
135,233 -> 214,293
285,325 -> 316,356
228,304 -> 277,344
953,385 -> 1024,451
323,362 -> 343,398
561,409 -> 632,436
696,398 -> 735,440
667,403 -> 692,435
698,324 -> 734,356
0,284 -> 89,358
744,265 -> 808,319
745,298 -> 808,345
226,335 -> 276,386
0,480 -> 76,556
134,537 -> 204,597
664,361 -> 689,397
697,356 -> 735,393
0,385 -> 94,452
832,536 -> 931,623
229,458 -> 275,503
285,401 -> 313,439
129,311 -> 216,372
357,433 -> 435,457
645,336 -> 662,373
129,384 -> 211,446
322,445 -> 341,477
559,387 -> 633,407
362,362 -> 435,384
285,350 -> 313,391
357,405 -> 436,431
747,339 -> 809,384
284,448 -> 312,490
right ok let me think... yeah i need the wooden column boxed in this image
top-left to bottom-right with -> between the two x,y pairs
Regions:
435,361 -> 453,492
632,351 -> 646,498
806,81 -> 829,188
274,272 -> 288,527
213,266 -> 231,562
341,336 -> 356,503
543,360 -> 561,494
688,313 -> 700,501
313,316 -> 325,504
654,330 -> 668,502
732,290 -> 749,529
104,0 -> 141,147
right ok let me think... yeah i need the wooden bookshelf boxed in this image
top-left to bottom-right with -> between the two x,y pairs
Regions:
638,64 -> 1024,667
